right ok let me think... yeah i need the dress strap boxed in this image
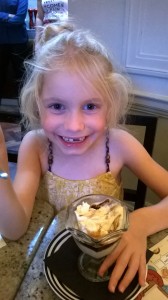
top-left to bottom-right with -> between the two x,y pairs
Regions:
48,139 -> 53,172
105,129 -> 110,172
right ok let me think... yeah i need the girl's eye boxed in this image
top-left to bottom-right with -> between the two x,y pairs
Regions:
84,103 -> 97,110
50,103 -> 65,110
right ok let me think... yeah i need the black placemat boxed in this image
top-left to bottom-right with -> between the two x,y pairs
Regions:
44,230 -> 153,300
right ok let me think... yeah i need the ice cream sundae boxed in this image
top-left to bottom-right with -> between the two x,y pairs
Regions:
66,194 -> 129,282
75,200 -> 124,239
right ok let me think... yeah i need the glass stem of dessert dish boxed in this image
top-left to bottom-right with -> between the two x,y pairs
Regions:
66,194 -> 129,282
78,252 -> 111,282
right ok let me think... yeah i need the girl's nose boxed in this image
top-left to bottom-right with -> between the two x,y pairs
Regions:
64,111 -> 85,132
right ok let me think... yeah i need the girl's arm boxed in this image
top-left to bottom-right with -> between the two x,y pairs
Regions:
0,128 -> 42,240
99,130 -> 168,292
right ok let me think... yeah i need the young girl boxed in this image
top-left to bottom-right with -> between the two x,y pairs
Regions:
1,22 -> 168,294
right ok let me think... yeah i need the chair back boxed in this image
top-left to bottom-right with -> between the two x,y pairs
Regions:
123,114 -> 157,210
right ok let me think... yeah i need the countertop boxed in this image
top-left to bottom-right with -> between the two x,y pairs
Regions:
0,197 -> 54,300
15,209 -> 168,300
15,210 -> 66,300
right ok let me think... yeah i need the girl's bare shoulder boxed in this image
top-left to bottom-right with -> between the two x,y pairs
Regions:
109,128 -> 142,155
109,128 -> 134,144
18,130 -> 49,173
21,129 -> 47,144
19,129 -> 48,155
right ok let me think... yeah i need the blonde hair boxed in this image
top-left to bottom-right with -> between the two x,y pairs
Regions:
20,21 -> 132,130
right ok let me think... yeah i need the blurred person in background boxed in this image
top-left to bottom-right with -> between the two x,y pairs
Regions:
35,0 -> 68,51
0,0 -> 29,102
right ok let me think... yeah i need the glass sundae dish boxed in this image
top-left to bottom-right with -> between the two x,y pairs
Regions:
66,194 -> 129,282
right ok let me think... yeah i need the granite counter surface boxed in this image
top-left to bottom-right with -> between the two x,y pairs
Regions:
15,209 -> 168,300
0,197 -> 54,300
15,210 -> 66,300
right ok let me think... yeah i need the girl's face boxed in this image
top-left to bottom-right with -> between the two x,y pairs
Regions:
39,70 -> 107,156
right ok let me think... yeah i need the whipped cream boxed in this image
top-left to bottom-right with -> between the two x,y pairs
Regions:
75,201 -> 123,239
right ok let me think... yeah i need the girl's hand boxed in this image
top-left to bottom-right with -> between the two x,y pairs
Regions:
98,212 -> 147,293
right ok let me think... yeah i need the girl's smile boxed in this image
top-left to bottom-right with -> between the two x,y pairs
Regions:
60,136 -> 86,143
58,135 -> 88,149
